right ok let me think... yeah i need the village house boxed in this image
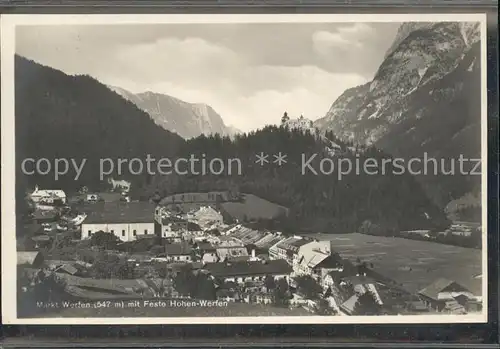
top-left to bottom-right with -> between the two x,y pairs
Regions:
325,142 -> 343,156
339,294 -> 359,315
196,242 -> 219,263
81,202 -> 156,242
81,192 -> 126,204
292,240 -> 335,276
418,278 -> 480,313
253,232 -> 284,253
242,292 -> 273,305
187,206 -> 224,230
204,259 -> 292,285
162,242 -> 193,263
323,282 -> 352,314
86,193 -> 100,202
154,206 -> 188,239
161,222 -> 186,241
404,296 -> 430,313
285,115 -> 314,131
216,288 -> 241,303
312,253 -> 358,283
289,293 -> 310,308
30,186 -> 67,204
341,275 -> 384,305
215,237 -> 249,261
269,236 -> 309,264
321,258 -> 358,290
228,225 -> 267,246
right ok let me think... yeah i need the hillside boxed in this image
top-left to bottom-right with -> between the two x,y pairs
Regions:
108,86 -> 239,139
15,56 -> 449,233
143,127 -> 449,233
15,56 -> 184,195
314,22 -> 482,208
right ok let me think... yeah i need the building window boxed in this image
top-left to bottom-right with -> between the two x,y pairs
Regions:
133,230 -> 137,236
122,230 -> 125,237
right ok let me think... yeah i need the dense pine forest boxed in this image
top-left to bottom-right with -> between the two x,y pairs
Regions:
142,127 -> 449,232
15,56 -> 449,234
15,55 -> 184,194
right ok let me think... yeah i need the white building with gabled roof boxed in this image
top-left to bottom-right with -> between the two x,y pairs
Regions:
30,185 -> 67,204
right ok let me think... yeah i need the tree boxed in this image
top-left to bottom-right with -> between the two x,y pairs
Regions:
295,275 -> 322,299
264,275 -> 276,291
31,271 -> 67,303
173,265 -> 195,297
17,195 -> 35,228
195,274 -> 217,300
357,262 -> 368,276
150,245 -> 164,256
352,291 -> 382,315
90,253 -> 134,279
90,231 -> 120,249
281,111 -> 290,125
315,298 -> 336,315
151,191 -> 162,205
273,277 -> 290,306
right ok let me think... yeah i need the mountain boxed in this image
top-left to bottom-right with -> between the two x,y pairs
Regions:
108,86 -> 239,139
314,22 -> 481,208
15,56 -> 184,194
14,56 -> 448,233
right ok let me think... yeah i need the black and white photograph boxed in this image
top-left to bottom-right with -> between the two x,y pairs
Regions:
1,14 -> 487,324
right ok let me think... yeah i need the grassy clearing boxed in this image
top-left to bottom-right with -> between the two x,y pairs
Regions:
311,233 -> 482,295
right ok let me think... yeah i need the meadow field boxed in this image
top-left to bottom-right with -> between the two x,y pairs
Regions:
311,233 -> 483,295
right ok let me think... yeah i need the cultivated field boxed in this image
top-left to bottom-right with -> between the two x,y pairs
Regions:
311,233 -> 483,295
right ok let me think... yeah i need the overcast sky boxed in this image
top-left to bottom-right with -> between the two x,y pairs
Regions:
16,22 -> 400,131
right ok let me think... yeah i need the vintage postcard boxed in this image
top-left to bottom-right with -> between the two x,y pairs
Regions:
1,13 -> 488,324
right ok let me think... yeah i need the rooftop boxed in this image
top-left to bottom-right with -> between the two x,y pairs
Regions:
31,188 -> 66,198
82,202 -> 155,224
165,242 -> 193,256
314,253 -> 347,269
418,278 -> 471,300
197,242 -> 216,252
276,237 -> 309,251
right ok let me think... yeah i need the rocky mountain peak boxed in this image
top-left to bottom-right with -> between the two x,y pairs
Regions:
109,86 -> 239,140
314,21 -> 482,206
